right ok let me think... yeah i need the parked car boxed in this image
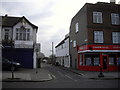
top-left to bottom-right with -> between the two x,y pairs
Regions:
2,58 -> 21,71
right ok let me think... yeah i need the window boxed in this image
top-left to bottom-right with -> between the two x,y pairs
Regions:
86,57 -> 92,66
109,54 -> 117,65
79,54 -> 82,65
73,40 -> 76,47
93,11 -> 102,23
111,13 -> 120,25
4,29 -> 9,40
112,32 -> 120,44
94,57 -> 99,66
16,28 -> 30,41
85,54 -> 100,66
94,31 -> 104,43
75,22 -> 79,32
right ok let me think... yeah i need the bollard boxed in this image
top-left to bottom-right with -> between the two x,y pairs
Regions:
98,67 -> 104,77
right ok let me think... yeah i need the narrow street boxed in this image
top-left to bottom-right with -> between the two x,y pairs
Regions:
2,63 -> 119,88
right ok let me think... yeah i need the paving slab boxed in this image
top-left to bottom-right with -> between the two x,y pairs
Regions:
1,68 -> 53,82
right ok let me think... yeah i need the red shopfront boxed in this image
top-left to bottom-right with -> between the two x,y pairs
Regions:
77,44 -> 120,71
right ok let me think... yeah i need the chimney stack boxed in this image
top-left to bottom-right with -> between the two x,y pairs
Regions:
110,0 -> 116,4
5,14 -> 8,17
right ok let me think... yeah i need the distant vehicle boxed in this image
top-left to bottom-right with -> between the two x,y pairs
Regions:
2,58 -> 21,71
55,62 -> 60,66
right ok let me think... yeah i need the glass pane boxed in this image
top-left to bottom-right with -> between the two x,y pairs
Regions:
94,57 -> 99,66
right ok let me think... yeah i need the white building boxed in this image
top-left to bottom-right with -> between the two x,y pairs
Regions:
55,34 -> 70,68
1,15 -> 38,68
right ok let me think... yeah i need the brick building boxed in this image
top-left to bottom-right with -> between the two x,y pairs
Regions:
69,1 -> 120,71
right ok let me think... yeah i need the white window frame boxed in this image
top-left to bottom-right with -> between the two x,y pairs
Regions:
75,22 -> 79,32
112,32 -> 120,44
16,28 -> 30,41
93,11 -> 103,24
4,29 -> 10,40
111,13 -> 120,25
73,40 -> 76,47
94,31 -> 104,43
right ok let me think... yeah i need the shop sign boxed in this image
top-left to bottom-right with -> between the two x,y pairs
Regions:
79,45 -> 120,51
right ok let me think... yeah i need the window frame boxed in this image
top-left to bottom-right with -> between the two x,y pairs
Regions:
15,28 -> 30,41
93,11 -> 103,24
4,29 -> 10,40
94,31 -> 104,43
73,40 -> 76,48
112,32 -> 120,44
75,22 -> 79,33
111,13 -> 120,25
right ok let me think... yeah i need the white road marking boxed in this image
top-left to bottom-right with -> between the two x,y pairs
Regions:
51,74 -> 56,79
65,75 -> 77,82
48,74 -> 53,79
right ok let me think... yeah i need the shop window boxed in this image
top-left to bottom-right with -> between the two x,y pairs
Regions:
117,57 -> 120,65
109,54 -> 117,65
85,54 -> 100,66
94,57 -> 99,66
109,57 -> 114,65
86,57 -> 92,66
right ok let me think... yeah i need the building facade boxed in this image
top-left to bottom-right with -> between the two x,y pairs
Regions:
0,16 -> 2,61
69,1 -> 120,71
55,34 -> 70,68
1,15 -> 38,68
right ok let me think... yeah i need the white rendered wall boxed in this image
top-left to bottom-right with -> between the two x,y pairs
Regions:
56,38 -> 70,68
13,21 -> 35,48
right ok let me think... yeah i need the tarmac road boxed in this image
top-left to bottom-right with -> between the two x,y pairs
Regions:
2,63 -> 119,88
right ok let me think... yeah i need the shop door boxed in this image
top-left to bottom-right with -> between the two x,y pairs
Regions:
102,55 -> 108,70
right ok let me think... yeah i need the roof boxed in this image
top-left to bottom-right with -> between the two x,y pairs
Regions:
1,15 -> 38,29
55,35 -> 69,48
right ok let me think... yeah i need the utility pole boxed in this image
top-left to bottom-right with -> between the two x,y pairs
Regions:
52,42 -> 54,65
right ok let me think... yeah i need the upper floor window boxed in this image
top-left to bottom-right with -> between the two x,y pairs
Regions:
16,28 -> 30,41
111,13 -> 120,25
73,40 -> 76,47
94,31 -> 104,43
75,22 -> 79,32
93,11 -> 102,24
4,29 -> 9,40
112,32 -> 120,44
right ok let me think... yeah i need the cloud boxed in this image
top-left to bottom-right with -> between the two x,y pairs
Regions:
1,0 -> 119,56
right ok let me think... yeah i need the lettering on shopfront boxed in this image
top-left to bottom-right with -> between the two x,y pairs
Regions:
79,45 -> 120,51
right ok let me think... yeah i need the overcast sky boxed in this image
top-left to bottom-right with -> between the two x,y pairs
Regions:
0,0 -> 119,56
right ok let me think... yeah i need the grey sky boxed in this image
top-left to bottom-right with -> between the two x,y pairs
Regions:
1,0 -> 119,56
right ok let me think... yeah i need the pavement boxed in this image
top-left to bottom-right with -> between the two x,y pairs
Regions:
1,64 -> 120,82
59,66 -> 120,80
1,68 -> 53,82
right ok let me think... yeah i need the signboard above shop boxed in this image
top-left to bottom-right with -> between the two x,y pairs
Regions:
78,44 -> 120,53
